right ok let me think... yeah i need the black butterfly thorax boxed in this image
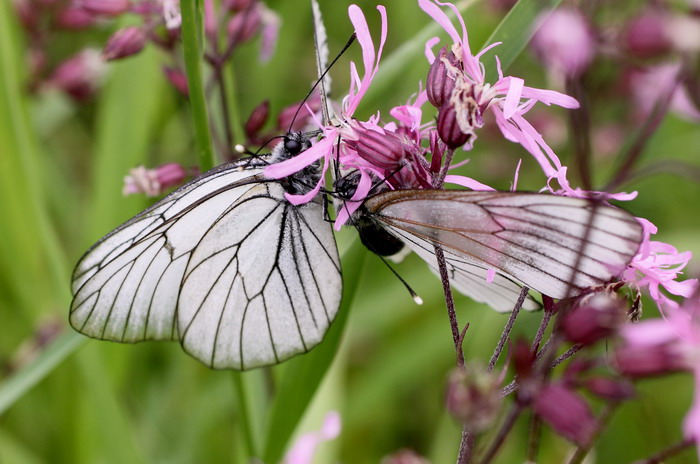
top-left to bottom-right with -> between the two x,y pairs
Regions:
335,171 -> 405,257
269,132 -> 323,196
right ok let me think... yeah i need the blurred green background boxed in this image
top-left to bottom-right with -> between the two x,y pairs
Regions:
1,0 -> 699,462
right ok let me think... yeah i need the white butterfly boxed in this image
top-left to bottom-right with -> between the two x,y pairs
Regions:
71,134 -> 342,370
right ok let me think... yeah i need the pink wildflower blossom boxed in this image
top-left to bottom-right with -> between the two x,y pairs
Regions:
283,411 -> 341,464
264,4 -> 388,214
122,163 -> 189,197
627,63 -> 700,123
623,218 -> 698,311
419,0 -> 582,193
616,290 -> 700,459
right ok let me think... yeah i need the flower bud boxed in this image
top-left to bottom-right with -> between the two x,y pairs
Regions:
103,27 -> 146,61
163,66 -> 189,96
437,103 -> 472,149
123,163 -> 188,197
426,47 -> 456,108
49,49 -> 107,101
14,0 -> 37,30
349,125 -> 406,170
381,449 -> 431,464
245,100 -> 270,139
56,7 -> 97,29
614,342 -> 688,378
224,0 -> 256,12
77,0 -> 131,16
445,365 -> 501,433
227,6 -> 262,45
533,384 -> 596,445
531,7 -> 595,78
622,12 -> 672,59
581,377 -> 635,401
560,293 -> 626,345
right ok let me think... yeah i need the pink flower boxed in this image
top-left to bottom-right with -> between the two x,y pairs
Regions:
627,63 -> 700,123
48,49 -> 107,101
264,4 -> 388,211
283,411 -> 341,464
616,291 -> 700,459
122,163 -> 189,197
623,218 -> 698,311
103,26 -> 147,61
531,7 -> 596,78
419,0 -> 580,191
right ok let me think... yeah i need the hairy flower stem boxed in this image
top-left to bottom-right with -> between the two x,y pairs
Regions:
527,414 -> 543,463
457,428 -> 474,464
635,437 -> 694,464
434,148 -> 455,189
531,304 -> 554,353
567,402 -> 619,464
480,404 -> 523,464
605,66 -> 684,191
488,286 -> 529,371
566,77 -> 592,191
434,246 -> 465,368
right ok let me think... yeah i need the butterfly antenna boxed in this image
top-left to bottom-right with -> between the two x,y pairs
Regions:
286,32 -> 357,134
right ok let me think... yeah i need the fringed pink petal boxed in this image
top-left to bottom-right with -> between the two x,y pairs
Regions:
444,174 -> 495,190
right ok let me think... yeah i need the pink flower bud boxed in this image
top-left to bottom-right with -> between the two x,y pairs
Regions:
204,0 -> 217,40
445,365 -> 501,432
614,342 -> 688,378
581,377 -> 635,401
437,103 -> 473,149
77,0 -> 131,16
227,6 -> 262,45
533,384 -> 596,445
245,100 -> 270,139
56,7 -> 97,29
13,0 -> 37,30
622,12 -> 672,59
276,94 -> 321,132
163,66 -> 189,96
123,163 -> 188,197
224,0 -> 255,12
49,49 -> 107,101
560,293 -> 626,345
531,8 -> 596,78
348,125 -> 407,170
381,449 -> 431,464
426,47 -> 456,108
103,27 -> 146,61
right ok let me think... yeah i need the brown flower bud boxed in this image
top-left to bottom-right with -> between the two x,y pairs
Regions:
426,47 -> 456,108
103,27 -> 146,61
437,103 -> 472,149
560,293 -> 626,345
445,365 -> 501,433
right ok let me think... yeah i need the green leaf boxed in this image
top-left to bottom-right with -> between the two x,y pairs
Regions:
481,0 -> 565,81
0,331 -> 84,416
180,0 -> 216,171
262,239 -> 368,464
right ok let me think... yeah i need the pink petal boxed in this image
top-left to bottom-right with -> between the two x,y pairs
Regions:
264,138 -> 331,179
424,36 -> 441,63
620,319 -> 679,345
444,174 -> 495,190
502,76 -> 524,118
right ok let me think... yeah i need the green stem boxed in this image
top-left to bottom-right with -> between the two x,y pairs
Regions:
232,372 -> 258,458
181,0 -> 216,171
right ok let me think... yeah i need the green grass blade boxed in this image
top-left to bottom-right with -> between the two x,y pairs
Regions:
262,239 -> 367,464
0,331 -> 84,416
181,0 -> 216,171
481,0 -> 564,81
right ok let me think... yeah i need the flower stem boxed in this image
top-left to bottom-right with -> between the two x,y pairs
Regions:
232,372 -> 258,458
433,245 -> 465,368
480,404 -> 522,464
181,0 -> 216,171
566,77 -> 592,191
567,402 -> 618,464
488,286 -> 528,371
634,437 -> 694,464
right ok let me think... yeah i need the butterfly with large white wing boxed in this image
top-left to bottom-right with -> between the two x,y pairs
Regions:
350,188 -> 643,312
71,133 -> 342,370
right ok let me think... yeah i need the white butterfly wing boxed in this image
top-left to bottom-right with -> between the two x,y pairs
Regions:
389,227 -> 540,311
364,190 -> 642,309
71,164 -> 342,369
178,182 -> 342,369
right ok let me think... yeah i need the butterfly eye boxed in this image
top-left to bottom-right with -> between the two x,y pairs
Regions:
284,138 -> 302,155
